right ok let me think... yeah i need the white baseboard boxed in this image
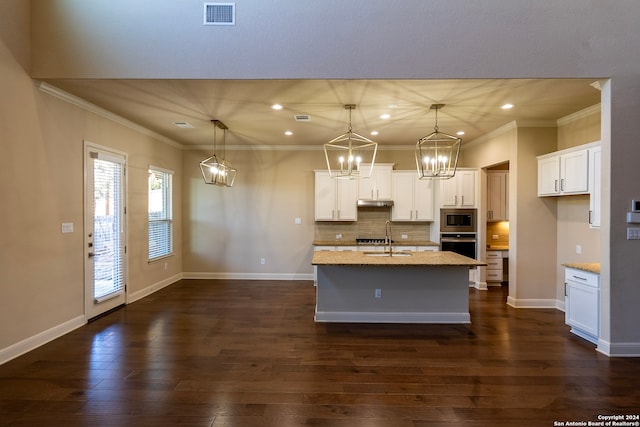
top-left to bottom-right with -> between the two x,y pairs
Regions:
0,315 -> 86,365
506,296 -> 559,308
314,311 -> 471,324
183,272 -> 315,281
128,273 -> 183,304
596,339 -> 640,357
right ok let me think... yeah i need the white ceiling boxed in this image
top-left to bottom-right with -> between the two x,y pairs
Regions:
45,78 -> 601,149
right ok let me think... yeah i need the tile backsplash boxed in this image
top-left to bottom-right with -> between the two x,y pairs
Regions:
314,207 -> 431,241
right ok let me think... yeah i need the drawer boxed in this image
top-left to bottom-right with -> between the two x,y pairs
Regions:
565,268 -> 599,288
487,270 -> 502,281
486,259 -> 502,269
486,251 -> 502,259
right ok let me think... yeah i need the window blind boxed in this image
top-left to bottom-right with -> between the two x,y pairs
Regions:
93,157 -> 125,302
148,167 -> 173,261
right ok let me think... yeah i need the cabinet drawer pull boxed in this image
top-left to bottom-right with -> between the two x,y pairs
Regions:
572,275 -> 587,281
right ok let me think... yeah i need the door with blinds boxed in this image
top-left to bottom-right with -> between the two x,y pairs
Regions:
84,143 -> 127,320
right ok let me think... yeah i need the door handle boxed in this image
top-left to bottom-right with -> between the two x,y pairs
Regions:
88,252 -> 95,258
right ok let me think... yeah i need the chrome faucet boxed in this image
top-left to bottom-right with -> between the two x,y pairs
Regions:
385,220 -> 393,255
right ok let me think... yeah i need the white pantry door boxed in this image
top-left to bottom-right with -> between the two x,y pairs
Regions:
84,143 -> 127,320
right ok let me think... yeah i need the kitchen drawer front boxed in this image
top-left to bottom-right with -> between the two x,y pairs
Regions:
486,251 -> 502,259
486,270 -> 502,281
486,259 -> 501,269
565,268 -> 599,288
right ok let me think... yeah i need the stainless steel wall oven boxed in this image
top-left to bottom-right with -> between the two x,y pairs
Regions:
440,208 -> 477,259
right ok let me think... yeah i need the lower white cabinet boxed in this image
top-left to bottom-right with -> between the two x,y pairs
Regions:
565,267 -> 599,344
486,251 -> 503,284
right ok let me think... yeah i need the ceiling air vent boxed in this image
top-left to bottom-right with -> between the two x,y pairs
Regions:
204,3 -> 235,25
294,114 -> 311,122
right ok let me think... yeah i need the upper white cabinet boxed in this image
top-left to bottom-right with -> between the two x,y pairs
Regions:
487,171 -> 508,221
391,171 -> 434,221
314,171 -> 357,221
358,163 -> 393,200
537,147 -> 589,196
589,145 -> 602,228
440,169 -> 477,208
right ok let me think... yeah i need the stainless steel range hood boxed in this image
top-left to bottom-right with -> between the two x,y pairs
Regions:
357,199 -> 394,208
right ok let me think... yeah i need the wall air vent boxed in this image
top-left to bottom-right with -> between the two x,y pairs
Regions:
294,114 -> 311,122
204,3 -> 235,25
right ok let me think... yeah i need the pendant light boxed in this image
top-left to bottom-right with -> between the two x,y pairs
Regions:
415,104 -> 461,179
200,119 -> 237,187
323,104 -> 378,179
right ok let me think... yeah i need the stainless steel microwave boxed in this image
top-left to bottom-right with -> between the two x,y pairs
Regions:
440,208 -> 477,233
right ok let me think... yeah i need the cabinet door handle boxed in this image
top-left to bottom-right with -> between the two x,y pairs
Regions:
555,179 -> 558,192
461,195 -> 464,205
454,195 -> 458,205
332,210 -> 335,220
564,282 -> 567,296
588,210 -> 592,224
561,178 -> 565,191
415,210 -> 418,219
337,209 -> 340,219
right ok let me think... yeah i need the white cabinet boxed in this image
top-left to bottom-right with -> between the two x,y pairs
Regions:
589,145 -> 601,228
565,267 -> 599,344
314,171 -> 357,221
391,171 -> 434,221
358,163 -> 393,200
537,148 -> 589,196
485,251 -> 503,284
440,169 -> 477,207
486,171 -> 508,221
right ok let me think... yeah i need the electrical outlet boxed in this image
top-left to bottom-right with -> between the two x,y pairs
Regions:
401,234 -> 408,239
294,217 -> 301,225
336,233 -> 342,240
164,262 -> 168,270
492,235 -> 499,240
576,244 -> 582,254
260,258 -> 266,265
61,223 -> 74,233
375,288 -> 382,298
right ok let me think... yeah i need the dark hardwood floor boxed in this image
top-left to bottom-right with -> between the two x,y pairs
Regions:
1,279 -> 639,426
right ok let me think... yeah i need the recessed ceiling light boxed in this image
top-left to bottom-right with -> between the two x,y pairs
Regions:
457,131 -> 465,136
174,121 -> 193,128
271,104 -> 283,110
380,114 -> 391,119
501,103 -> 514,110
284,130 -> 293,136
370,130 -> 379,136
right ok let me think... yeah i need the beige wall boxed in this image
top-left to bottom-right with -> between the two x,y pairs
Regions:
182,148 -> 422,276
0,10 -> 182,355
554,108 -> 601,302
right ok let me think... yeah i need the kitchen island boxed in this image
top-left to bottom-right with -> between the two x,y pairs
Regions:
312,251 -> 485,324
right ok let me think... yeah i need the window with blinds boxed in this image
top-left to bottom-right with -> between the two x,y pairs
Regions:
148,167 -> 173,261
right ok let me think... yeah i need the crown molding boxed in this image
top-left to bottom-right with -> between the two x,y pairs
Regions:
556,103 -> 601,126
37,81 -> 184,149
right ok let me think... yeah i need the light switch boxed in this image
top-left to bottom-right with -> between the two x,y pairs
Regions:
61,223 -> 74,233
627,227 -> 640,240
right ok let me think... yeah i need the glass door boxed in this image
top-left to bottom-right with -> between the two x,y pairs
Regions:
84,143 -> 127,320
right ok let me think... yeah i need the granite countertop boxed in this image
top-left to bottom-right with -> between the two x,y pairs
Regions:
562,262 -> 600,274
312,250 -> 486,267
313,240 -> 439,247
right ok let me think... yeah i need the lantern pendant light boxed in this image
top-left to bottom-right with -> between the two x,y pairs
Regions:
323,104 -> 378,179
199,119 -> 237,187
415,104 -> 461,179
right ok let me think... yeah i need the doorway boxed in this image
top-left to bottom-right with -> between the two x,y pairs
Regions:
84,142 -> 127,320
